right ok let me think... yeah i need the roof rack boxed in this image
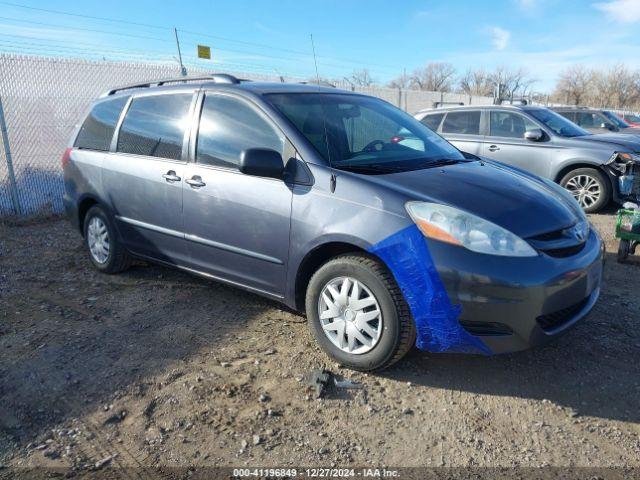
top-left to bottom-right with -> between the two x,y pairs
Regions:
103,73 -> 244,96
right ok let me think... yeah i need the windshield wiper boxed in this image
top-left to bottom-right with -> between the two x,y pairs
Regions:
421,158 -> 467,168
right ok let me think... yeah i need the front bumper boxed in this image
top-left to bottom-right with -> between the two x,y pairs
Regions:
428,228 -> 604,354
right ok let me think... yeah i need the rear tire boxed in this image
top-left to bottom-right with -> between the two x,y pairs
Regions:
305,253 -> 415,371
560,168 -> 610,213
83,205 -> 132,274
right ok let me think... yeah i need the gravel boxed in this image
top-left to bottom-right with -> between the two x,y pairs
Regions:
0,211 -> 639,471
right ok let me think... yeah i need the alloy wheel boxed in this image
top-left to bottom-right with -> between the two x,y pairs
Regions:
565,174 -> 601,209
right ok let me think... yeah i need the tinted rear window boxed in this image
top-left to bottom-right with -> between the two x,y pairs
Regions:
75,96 -> 128,151
420,113 -> 444,131
117,93 -> 192,160
442,111 -> 480,135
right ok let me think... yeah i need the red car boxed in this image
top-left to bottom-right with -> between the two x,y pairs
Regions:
618,112 -> 640,127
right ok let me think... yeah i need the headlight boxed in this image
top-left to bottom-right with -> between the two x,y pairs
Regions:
607,151 -> 640,174
406,202 -> 538,257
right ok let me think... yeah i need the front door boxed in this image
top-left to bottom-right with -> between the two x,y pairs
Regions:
103,91 -> 195,265
482,110 -> 551,178
182,92 -> 293,297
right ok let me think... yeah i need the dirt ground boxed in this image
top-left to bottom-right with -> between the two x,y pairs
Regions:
0,211 -> 639,476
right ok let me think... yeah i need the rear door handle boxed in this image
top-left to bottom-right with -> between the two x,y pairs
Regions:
162,170 -> 181,182
488,145 -> 500,152
186,176 -> 206,188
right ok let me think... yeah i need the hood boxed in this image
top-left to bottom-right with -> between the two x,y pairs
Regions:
369,160 -> 581,239
577,133 -> 640,152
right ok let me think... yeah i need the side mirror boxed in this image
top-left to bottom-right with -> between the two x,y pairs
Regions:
524,128 -> 544,141
239,148 -> 284,180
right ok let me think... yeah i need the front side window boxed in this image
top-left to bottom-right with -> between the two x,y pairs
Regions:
489,111 -> 538,138
117,93 -> 192,160
196,94 -> 285,169
267,93 -> 464,174
442,111 -> 481,135
421,113 -> 444,131
528,109 -> 589,138
75,96 -> 128,151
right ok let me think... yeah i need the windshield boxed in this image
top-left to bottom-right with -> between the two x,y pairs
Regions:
602,110 -> 631,128
528,109 -> 590,137
267,93 -> 465,173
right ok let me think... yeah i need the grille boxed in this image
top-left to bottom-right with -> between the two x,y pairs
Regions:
542,243 -> 586,258
536,296 -> 590,331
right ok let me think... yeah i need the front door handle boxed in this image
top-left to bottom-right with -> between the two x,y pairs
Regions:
162,170 -> 181,182
186,176 -> 206,188
488,145 -> 500,152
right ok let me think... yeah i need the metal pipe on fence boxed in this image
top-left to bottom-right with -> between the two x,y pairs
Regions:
0,94 -> 21,216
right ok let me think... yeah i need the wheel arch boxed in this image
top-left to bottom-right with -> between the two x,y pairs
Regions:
294,241 -> 373,312
553,161 -> 608,184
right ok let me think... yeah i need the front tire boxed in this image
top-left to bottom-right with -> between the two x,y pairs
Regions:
83,205 -> 132,274
305,254 -> 415,371
560,168 -> 610,213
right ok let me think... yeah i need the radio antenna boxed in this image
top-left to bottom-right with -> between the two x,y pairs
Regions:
310,34 -> 336,192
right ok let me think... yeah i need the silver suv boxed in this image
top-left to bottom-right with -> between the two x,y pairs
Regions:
415,105 -> 640,212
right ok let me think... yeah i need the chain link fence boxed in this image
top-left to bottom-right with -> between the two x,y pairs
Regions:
0,54 -> 493,218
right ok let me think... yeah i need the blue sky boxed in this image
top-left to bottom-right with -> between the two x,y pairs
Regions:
0,0 -> 639,91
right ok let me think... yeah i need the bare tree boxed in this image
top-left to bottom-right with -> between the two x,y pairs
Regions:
411,62 -> 457,92
387,70 -> 412,89
489,66 -> 535,101
606,64 -> 639,108
349,69 -> 376,87
459,68 -> 494,96
554,65 -> 592,105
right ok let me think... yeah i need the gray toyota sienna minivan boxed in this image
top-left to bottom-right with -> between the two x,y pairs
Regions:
63,74 -> 604,371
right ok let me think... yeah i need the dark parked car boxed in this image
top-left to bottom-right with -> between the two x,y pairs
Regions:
552,107 -> 640,136
416,105 -> 640,212
63,75 -> 604,370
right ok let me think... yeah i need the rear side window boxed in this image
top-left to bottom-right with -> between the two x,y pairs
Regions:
557,111 -> 575,122
196,94 -> 285,169
420,113 -> 444,131
442,111 -> 481,135
117,93 -> 192,160
75,96 -> 128,151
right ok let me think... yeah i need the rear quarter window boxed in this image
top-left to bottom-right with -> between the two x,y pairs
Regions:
74,96 -> 128,151
420,113 -> 444,131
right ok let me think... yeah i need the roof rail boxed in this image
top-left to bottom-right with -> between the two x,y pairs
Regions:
298,80 -> 336,88
103,73 -> 243,96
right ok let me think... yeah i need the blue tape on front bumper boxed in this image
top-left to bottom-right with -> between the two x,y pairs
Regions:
369,225 -> 492,355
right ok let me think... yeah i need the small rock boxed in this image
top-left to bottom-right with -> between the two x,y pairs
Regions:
259,394 -> 270,403
43,449 -> 60,459
402,407 -> 414,415
94,454 -> 116,469
240,439 -> 248,451
253,434 -> 262,445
